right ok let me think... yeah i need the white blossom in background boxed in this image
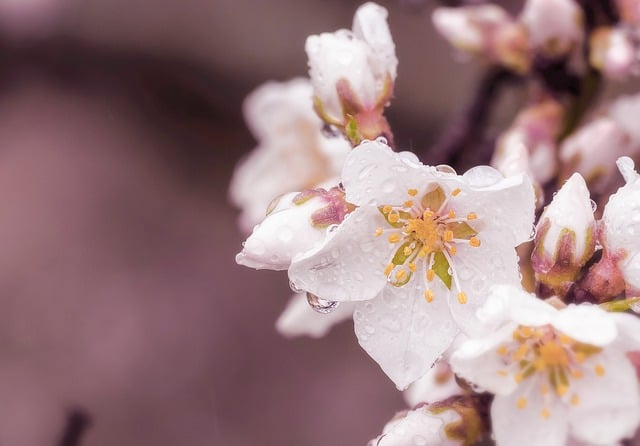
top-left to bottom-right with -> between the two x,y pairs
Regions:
600,157 -> 640,293
229,78 -> 350,232
432,5 -> 530,73
306,2 -> 397,143
403,360 -> 463,408
275,294 -> 355,338
288,140 -> 535,388
590,27 -> 636,80
532,173 -> 596,296
520,0 -> 583,57
368,405 -> 464,446
451,285 -> 640,446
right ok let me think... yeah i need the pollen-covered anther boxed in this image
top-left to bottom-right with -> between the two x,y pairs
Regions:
448,245 -> 457,255
408,262 -> 417,272
424,289 -> 434,302
407,188 -> 418,197
388,212 -> 400,223
403,246 -> 412,256
469,237 -> 481,248
444,230 -> 454,242
375,227 -> 383,236
570,394 -> 580,406
426,269 -> 435,282
388,233 -> 401,243
452,188 -> 461,196
384,263 -> 394,276
595,364 -> 606,376
541,408 -> 551,419
447,209 -> 456,219
403,200 -> 414,208
517,397 -> 527,409
395,269 -> 407,281
466,212 -> 477,220
457,291 -> 468,304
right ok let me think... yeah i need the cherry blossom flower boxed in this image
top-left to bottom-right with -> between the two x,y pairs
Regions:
590,27 -> 636,80
288,139 -> 535,388
600,157 -> 640,294
451,285 -> 640,446
520,0 -> 583,57
305,2 -> 397,144
229,78 -> 350,232
532,173 -> 596,296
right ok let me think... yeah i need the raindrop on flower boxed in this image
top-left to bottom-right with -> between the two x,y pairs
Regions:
435,164 -> 457,175
375,136 -> 388,145
462,165 -> 503,187
306,292 -> 340,314
289,280 -> 303,293
590,199 -> 597,213
327,224 -> 340,234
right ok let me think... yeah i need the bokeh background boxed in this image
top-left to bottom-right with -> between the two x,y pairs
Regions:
0,1 -> 509,445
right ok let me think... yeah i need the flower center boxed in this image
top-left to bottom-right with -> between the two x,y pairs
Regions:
497,325 -> 605,418
375,186 -> 481,304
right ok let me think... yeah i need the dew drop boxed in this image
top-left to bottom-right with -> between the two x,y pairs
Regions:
327,224 -> 340,234
528,225 -> 537,241
413,435 -> 427,446
462,165 -> 503,187
307,292 -> 340,314
358,164 -> 376,180
375,136 -> 388,145
289,280 -> 302,293
590,199 -> 597,213
321,124 -> 340,139
435,164 -> 457,175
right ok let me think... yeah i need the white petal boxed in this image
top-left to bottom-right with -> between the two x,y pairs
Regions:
520,0 -> 583,52
342,140 -> 451,207
609,93 -> 640,147
352,2 -> 397,82
236,194 -> 329,270
354,278 -> 458,390
275,293 -> 355,338
449,323 -> 520,395
288,206 -> 393,301
569,350 -> 640,444
474,284 -> 556,329
492,391 -> 569,446
453,171 -> 536,245
552,304 -> 617,346
403,362 -> 462,407
372,406 -> 461,446
447,229 -> 530,336
610,312 -> 640,351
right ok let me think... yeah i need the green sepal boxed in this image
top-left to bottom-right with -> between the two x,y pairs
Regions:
391,242 -> 413,266
421,186 -> 445,212
433,251 -> 452,289
449,221 -> 477,239
345,115 -> 361,146
377,207 -> 404,228
600,297 -> 640,313
390,271 -> 412,287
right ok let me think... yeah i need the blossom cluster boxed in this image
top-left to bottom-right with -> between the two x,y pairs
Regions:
231,2 -> 640,445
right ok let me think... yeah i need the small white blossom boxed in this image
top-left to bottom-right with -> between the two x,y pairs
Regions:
229,78 -> 350,232
601,157 -> 640,293
451,285 -> 640,446
306,2 -> 396,138
288,140 -> 535,388
532,173 -> 596,295
520,0 -> 583,57
275,293 -> 354,338
590,27 -> 636,80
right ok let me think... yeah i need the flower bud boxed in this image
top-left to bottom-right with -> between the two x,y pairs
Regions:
532,173 -> 596,296
306,2 -> 396,144
520,0 -> 583,57
236,188 -> 353,270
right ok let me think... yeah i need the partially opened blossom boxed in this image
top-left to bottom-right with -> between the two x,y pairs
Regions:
275,293 -> 355,338
600,157 -> 640,294
432,5 -> 530,73
532,173 -> 596,296
520,0 -> 583,57
590,27 -> 636,80
451,285 -> 640,446
229,78 -> 350,232
306,2 -> 397,144
288,140 -> 535,388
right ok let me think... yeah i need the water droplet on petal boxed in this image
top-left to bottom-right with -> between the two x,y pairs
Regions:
289,280 -> 302,293
382,180 -> 396,193
327,224 -> 340,234
462,165 -> 503,187
435,164 -> 457,175
375,136 -> 388,145
358,164 -> 376,180
306,292 -> 340,314
590,199 -> 597,213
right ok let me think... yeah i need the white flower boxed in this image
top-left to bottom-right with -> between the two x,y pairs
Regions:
288,140 -> 535,388
236,188 -> 353,270
275,293 -> 355,338
450,285 -> 640,446
368,405 -> 463,446
305,2 -> 397,139
520,0 -> 583,57
601,157 -> 640,293
532,173 -> 596,295
403,360 -> 463,408
590,27 -> 636,80
229,78 -> 350,232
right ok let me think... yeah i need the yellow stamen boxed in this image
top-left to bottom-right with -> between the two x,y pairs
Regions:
457,292 -> 468,304
403,200 -> 414,208
403,246 -> 412,256
395,269 -> 407,281
418,247 -> 428,258
382,205 -> 392,214
448,245 -> 457,255
556,385 -> 568,397
443,230 -> 454,242
407,188 -> 418,196
466,212 -> 477,220
575,352 -> 586,364
571,369 -> 583,379
375,227 -> 383,236
570,394 -> 580,406
469,237 -> 481,248
424,289 -> 434,302
384,264 -> 394,276
594,364 -> 606,376
540,384 -> 549,395
452,188 -> 461,196
497,370 -> 508,376
426,269 -> 435,282
541,408 -> 551,419
513,344 -> 529,361
497,345 -> 508,356
559,334 -> 572,344
388,213 -> 399,223
514,373 -> 523,383
517,397 -> 527,409
408,262 -> 417,272
423,209 -> 434,219
388,233 -> 401,243
447,209 -> 456,219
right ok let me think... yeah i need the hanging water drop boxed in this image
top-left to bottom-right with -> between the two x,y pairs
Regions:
307,292 -> 340,314
590,199 -> 597,213
375,136 -> 388,145
289,280 -> 303,293
435,164 -> 457,175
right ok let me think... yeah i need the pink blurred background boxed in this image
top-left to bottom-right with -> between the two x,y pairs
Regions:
0,1 -> 484,445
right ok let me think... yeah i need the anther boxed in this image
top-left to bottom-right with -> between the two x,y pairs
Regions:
514,373 -> 523,383
457,292 -> 468,304
388,233 -> 401,243
375,227 -> 383,236
497,345 -> 508,356
407,188 -> 418,196
448,245 -> 457,255
408,262 -> 417,272
540,408 -> 551,419
447,209 -> 456,219
466,212 -> 477,220
469,237 -> 481,247
594,364 -> 606,376
517,397 -> 527,409
403,246 -> 412,256
426,269 -> 435,282
424,290 -> 434,302
452,188 -> 461,196
388,213 -> 399,223
395,269 -> 407,281
570,394 -> 580,406
384,264 -> 394,276
403,200 -> 414,208
382,205 -> 392,214
444,230 -> 454,242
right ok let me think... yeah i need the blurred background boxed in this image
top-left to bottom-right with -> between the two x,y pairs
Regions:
0,0 -> 490,445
